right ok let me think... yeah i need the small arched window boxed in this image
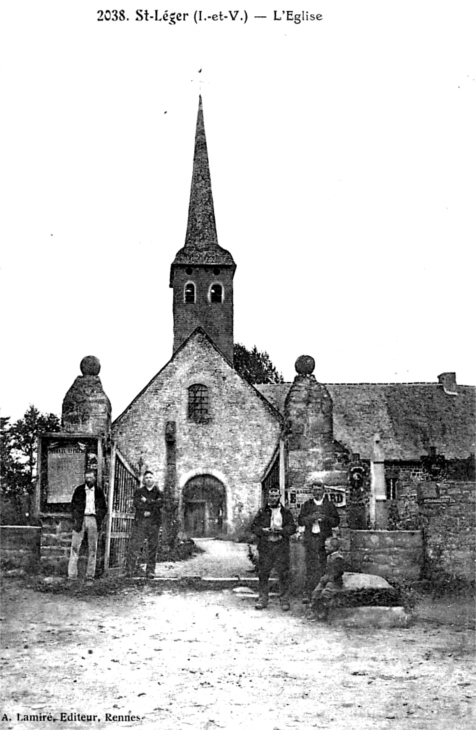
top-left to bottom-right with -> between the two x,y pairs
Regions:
188,384 -> 210,424
184,282 -> 196,303
210,283 -> 223,303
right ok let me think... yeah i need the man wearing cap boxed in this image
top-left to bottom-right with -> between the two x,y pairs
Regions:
251,486 -> 296,611
126,470 -> 163,578
68,470 -> 107,582
298,480 -> 340,603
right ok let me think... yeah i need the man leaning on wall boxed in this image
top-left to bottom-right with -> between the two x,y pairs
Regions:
68,469 -> 107,583
298,478 -> 340,604
126,470 -> 163,578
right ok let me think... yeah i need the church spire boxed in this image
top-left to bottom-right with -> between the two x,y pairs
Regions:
184,95 -> 218,250
169,96 -> 236,364
170,96 -> 235,279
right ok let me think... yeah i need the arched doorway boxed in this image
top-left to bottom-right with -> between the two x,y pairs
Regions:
183,475 -> 226,537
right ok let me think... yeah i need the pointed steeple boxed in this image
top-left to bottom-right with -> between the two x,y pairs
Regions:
185,95 -> 218,250
169,96 -> 236,363
170,96 -> 235,283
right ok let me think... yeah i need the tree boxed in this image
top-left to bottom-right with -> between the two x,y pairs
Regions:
233,343 -> 284,385
0,417 -> 22,493
0,406 -> 60,523
1,417 -> 25,520
10,405 -> 60,485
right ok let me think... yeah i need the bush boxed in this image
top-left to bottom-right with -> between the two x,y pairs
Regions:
385,578 -> 422,612
155,538 -> 202,563
422,543 -> 476,598
229,515 -> 256,544
0,496 -> 30,526
423,572 -> 475,599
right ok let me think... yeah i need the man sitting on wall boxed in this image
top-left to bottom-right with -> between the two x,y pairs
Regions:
311,536 -> 345,620
298,479 -> 340,604
126,470 -> 163,578
251,486 -> 296,611
68,470 -> 107,582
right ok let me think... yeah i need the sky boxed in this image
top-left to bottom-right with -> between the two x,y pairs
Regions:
1,1 -> 475,423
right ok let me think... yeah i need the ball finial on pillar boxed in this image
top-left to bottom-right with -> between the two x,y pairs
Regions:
295,355 -> 315,376
80,356 -> 101,376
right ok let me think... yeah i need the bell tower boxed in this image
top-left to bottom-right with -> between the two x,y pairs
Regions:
170,96 -> 236,364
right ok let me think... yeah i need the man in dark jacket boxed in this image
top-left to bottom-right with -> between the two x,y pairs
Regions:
251,486 -> 296,611
126,470 -> 163,578
298,479 -> 340,603
68,470 -> 107,581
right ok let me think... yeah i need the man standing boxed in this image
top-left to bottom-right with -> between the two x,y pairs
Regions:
251,486 -> 296,611
126,470 -> 162,578
298,479 -> 340,603
68,470 -> 107,582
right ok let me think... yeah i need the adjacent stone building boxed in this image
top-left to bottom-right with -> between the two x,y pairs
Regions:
112,97 -> 475,581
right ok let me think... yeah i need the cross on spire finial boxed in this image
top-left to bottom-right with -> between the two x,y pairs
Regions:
191,67 -> 208,94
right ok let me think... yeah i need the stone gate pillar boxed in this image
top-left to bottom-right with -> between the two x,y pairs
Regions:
285,355 -> 351,582
37,356 -> 112,574
62,355 -> 111,436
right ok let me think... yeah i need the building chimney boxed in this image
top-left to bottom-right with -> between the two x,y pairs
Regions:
438,372 -> 458,396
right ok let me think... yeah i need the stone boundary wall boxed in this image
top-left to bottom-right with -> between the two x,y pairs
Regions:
349,530 -> 424,582
40,515 -> 107,575
40,515 -> 73,573
0,526 -> 41,572
419,480 -> 475,581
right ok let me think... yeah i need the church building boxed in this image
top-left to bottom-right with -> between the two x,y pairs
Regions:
112,98 -> 284,538
111,97 -> 475,571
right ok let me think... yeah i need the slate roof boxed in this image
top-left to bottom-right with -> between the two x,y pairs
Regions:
172,246 -> 235,268
256,381 -> 476,461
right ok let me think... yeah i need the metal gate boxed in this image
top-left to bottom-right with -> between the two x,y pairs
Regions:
262,448 -> 280,506
104,444 -> 139,573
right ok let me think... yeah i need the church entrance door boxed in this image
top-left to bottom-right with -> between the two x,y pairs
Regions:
184,501 -> 206,535
182,475 -> 226,538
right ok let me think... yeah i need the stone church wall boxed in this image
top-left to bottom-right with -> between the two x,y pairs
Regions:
112,331 -> 281,536
172,267 -> 234,363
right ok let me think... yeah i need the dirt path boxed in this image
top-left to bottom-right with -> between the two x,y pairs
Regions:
153,538 -> 252,578
1,577 -> 474,730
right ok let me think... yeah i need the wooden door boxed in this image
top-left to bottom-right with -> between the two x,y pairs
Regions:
184,501 -> 206,536
182,475 -> 226,537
